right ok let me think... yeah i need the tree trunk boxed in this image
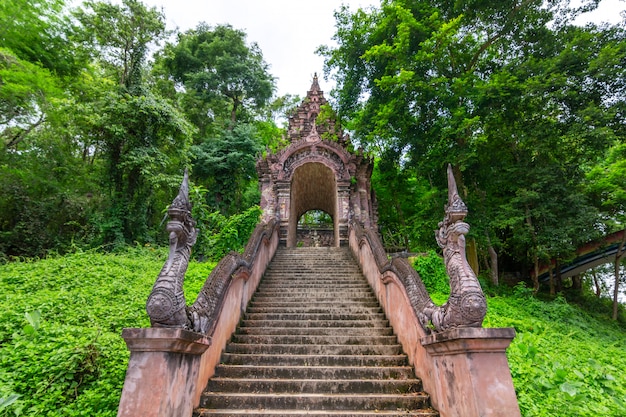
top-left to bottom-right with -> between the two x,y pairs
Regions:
485,231 -> 499,286
612,234 -> 626,320
230,98 -> 240,128
525,206 -> 539,294
555,259 -> 563,294
532,254 -> 540,294
549,265 -> 555,296
572,274 -> 582,294
592,270 -> 601,298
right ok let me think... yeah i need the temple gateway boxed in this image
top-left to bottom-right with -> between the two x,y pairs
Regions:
256,74 -> 377,247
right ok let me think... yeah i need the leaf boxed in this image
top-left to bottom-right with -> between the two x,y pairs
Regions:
25,310 -> 41,331
0,394 -> 20,409
560,381 -> 579,397
23,324 -> 35,335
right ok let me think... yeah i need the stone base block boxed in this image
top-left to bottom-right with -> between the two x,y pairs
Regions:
117,327 -> 211,417
421,327 -> 521,417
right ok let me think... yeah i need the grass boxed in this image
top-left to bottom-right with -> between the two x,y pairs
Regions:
0,246 -> 213,416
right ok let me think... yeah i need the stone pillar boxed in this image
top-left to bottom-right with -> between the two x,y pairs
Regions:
276,181 -> 290,246
117,328 -> 211,417
337,182 -> 351,246
421,327 -> 520,417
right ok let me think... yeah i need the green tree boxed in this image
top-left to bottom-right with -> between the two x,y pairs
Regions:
192,124 -> 262,215
586,142 -> 626,319
157,23 -> 275,132
0,0 -> 88,77
75,0 -> 194,245
321,0 -> 623,288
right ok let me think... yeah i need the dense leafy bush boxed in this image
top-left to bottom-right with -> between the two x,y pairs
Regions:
415,251 -> 626,416
190,186 -> 262,261
0,248 -> 214,416
485,292 -> 626,416
411,251 -> 450,296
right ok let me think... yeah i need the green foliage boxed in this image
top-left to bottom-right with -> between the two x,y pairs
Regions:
192,124 -> 261,215
0,0 -> 88,78
321,0 -> 626,281
0,248 -> 213,416
298,210 -> 333,228
190,185 -> 262,261
157,23 -> 275,130
1,250 -> 623,416
484,293 -> 626,416
372,157 -> 442,251
411,251 -> 450,296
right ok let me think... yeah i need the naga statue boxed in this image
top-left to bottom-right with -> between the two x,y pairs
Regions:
146,170 -> 198,329
427,164 -> 487,331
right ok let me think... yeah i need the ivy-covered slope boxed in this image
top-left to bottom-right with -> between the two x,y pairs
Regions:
0,248 -> 212,416
0,249 -> 624,416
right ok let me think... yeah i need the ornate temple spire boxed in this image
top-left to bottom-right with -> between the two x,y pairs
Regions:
287,72 -> 345,144
310,72 -> 321,92
445,164 -> 468,224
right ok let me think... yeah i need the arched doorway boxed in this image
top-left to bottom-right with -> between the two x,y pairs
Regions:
287,162 -> 338,247
296,210 -> 334,247
255,74 -> 378,247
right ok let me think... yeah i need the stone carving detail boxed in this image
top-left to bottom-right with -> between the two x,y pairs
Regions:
282,147 -> 345,179
146,170 -> 198,328
146,171 -> 279,335
429,164 -> 487,331
352,164 -> 487,334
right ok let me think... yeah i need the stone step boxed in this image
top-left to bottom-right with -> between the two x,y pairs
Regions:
195,410 -> 439,417
198,392 -> 431,411
256,285 -> 365,290
214,365 -> 415,380
245,306 -> 381,314
243,312 -> 386,321
231,334 -> 398,346
220,353 -> 408,367
253,289 -> 373,295
259,277 -> 364,282
206,377 -> 421,394
252,292 -> 376,299
249,297 -> 378,304
239,319 -> 390,328
247,301 -> 381,308
236,326 -> 392,336
194,246 -> 437,417
256,284 -> 371,289
224,343 -> 403,356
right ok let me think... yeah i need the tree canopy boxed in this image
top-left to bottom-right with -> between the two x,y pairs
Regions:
320,0 -> 626,293
0,0 -> 624,307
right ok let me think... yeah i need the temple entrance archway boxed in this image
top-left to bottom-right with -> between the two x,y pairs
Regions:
256,74 -> 378,247
288,163 -> 338,247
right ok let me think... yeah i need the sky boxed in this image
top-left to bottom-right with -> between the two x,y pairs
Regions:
137,0 -> 625,98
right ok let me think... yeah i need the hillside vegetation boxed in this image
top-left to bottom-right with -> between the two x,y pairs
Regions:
0,249 -> 624,416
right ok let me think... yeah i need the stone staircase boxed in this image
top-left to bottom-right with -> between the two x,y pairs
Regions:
194,247 -> 439,416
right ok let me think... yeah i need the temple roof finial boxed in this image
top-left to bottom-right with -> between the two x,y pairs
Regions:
311,72 -> 320,91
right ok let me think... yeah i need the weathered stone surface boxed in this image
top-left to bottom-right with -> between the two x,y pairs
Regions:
194,247 -> 439,416
349,223 -> 521,417
146,170 -> 197,329
117,328 -> 210,417
421,328 -> 520,417
256,75 -> 376,247
429,165 -> 487,332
